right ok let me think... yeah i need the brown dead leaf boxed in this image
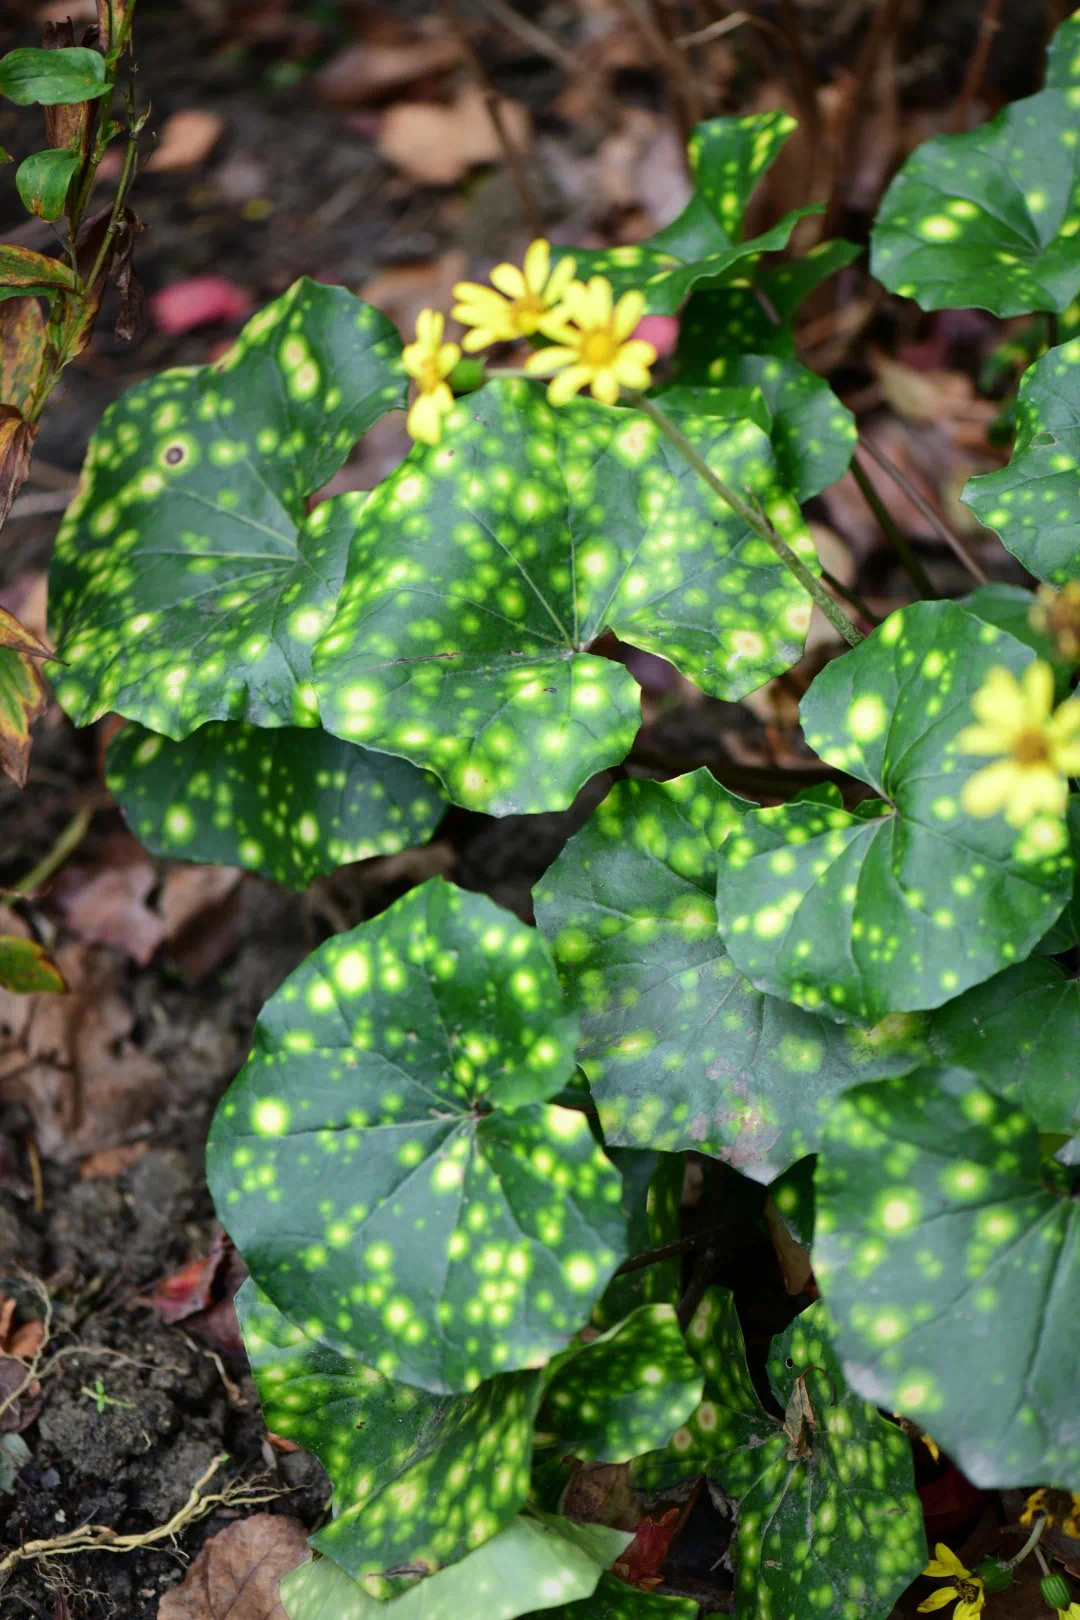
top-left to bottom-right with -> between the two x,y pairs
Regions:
78,1140 -> 150,1178
562,1460 -> 640,1530
379,84 -> 530,186
157,1513 -> 310,1620
0,1290 -> 46,1432
147,109 -> 225,172
0,942 -> 166,1163
0,407 -> 38,530
867,347 -> 998,432
764,1196 -> 815,1296
0,642 -> 48,790
0,572 -> 50,651
52,833 -> 165,965
315,35 -> 461,105
152,1228 -> 247,1357
0,298 -> 47,418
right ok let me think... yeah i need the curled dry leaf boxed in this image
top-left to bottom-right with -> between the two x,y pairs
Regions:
0,942 -> 166,1162
0,1291 -> 46,1433
315,33 -> 462,105
0,407 -> 37,529
157,1513 -> 310,1620
378,84 -> 530,186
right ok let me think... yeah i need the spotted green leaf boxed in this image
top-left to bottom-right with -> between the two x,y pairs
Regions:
538,1304 -> 703,1464
208,879 -> 626,1393
955,582 -> 1061,672
313,379 -> 817,815
48,278 -> 406,738
558,113 -> 818,315
280,1516 -> 633,1620
963,339 -> 1080,582
236,1278 -> 545,1595
536,772 -> 931,1181
675,238 -> 862,365
1045,9 -> 1080,88
815,1065 -> 1080,1487
871,89 -> 1080,316
106,720 -> 447,889
637,1290 -> 924,1619
1040,798 -> 1080,952
928,958 -> 1080,1135
658,363 -> 857,502
524,1575 -> 698,1620
715,601 -> 1074,1024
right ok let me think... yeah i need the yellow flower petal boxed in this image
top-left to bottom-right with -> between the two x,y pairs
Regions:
461,326 -> 498,352
955,723 -> 1008,756
925,1546 -> 969,1580
524,346 -> 577,377
612,288 -> 646,340
407,391 -> 443,445
589,368 -> 620,405
522,238 -> 550,294
1020,658 -> 1055,724
547,363 -> 593,405
612,342 -> 656,390
1003,765 -> 1068,826
436,341 -> 461,377
918,1590 -> 960,1613
954,1595 -> 985,1620
415,308 -> 444,347
490,262 -> 526,299
1051,738 -> 1080,773
1049,697 -> 1080,740
970,666 -> 1025,734
545,254 -> 577,303
961,760 -> 1017,819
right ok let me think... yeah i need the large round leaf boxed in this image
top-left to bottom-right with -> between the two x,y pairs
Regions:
49,279 -> 406,737
815,1065 -> 1080,1488
314,379 -> 817,815
871,89 -> 1080,316
538,1304 -> 703,1464
559,113 -> 816,315
207,880 -> 626,1393
107,720 -> 447,888
280,1516 -> 632,1620
1045,9 -> 1080,88
536,772 -> 933,1180
715,601 -> 1074,1024
636,1290 -> 925,1620
236,1279 -> 544,1595
963,338 -> 1080,582
658,365 -> 857,503
928,958 -> 1080,1135
675,238 -> 862,367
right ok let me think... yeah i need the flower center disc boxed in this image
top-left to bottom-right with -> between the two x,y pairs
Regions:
581,329 -> 619,367
418,356 -> 444,391
1013,729 -> 1050,765
511,293 -> 547,334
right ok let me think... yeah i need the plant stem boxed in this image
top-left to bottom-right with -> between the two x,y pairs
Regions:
821,567 -> 881,625
950,0 -> 1004,132
626,390 -> 864,647
849,453 -> 938,598
613,1225 -> 727,1277
82,116 -> 140,297
858,434 -> 989,585
1002,1515 -> 1045,1570
13,807 -> 93,896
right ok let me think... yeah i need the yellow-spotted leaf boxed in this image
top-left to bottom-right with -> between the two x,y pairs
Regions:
715,601 -> 1073,1024
207,880 -> 627,1394
107,720 -> 447,888
48,278 -> 406,738
536,773 -> 930,1180
815,1066 -> 1080,1488
314,379 -> 818,815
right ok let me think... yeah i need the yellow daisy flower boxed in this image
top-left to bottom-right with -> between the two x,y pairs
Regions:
917,1543 -> 985,1620
956,661 -> 1080,827
1055,1604 -> 1080,1619
523,275 -> 657,406
1021,1487 -> 1080,1539
402,309 -> 460,446
451,238 -> 577,353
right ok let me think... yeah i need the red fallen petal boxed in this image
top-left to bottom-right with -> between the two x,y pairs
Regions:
632,315 -> 679,358
149,275 -> 253,335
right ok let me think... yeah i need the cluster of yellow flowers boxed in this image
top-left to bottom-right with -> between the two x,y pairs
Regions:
401,238 -> 657,445
959,661 -> 1080,829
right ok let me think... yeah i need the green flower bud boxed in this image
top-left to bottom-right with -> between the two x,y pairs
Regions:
1040,1572 -> 1072,1609
448,358 -> 486,396
976,1558 -> 1013,1593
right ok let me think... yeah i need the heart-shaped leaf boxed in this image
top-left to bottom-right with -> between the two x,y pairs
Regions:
636,1290 -> 925,1620
314,379 -> 817,815
49,278 -> 406,738
207,879 -> 626,1393
0,46 -> 109,105
558,113 -> 816,315
928,957 -> 1080,1134
536,772 -> 931,1181
815,1065 -> 1080,1488
538,1303 -> 703,1464
658,365 -> 857,502
675,238 -> 862,366
595,1151 -> 683,1326
963,338 -> 1080,582
106,720 -> 448,889
280,1516 -> 632,1620
236,1279 -> 545,1595
715,601 -> 1074,1024
871,89 -> 1080,315
1045,10 -> 1080,88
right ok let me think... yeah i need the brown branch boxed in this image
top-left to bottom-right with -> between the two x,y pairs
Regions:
859,433 -> 990,584
950,0 -> 1005,133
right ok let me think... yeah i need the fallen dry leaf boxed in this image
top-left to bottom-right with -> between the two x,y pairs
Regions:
152,1228 -> 247,1358
315,34 -> 461,105
0,1291 -> 46,1433
378,84 -> 530,186
0,942 -> 166,1163
157,1513 -> 310,1620
612,1506 -> 681,1591
147,109 -> 225,172
51,833 -> 165,965
149,276 -> 253,336
78,1140 -> 150,1179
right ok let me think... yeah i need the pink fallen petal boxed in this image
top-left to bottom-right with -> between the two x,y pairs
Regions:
149,275 -> 253,336
633,314 -> 679,358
